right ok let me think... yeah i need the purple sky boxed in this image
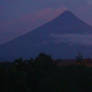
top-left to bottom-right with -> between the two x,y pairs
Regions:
0,0 -> 92,44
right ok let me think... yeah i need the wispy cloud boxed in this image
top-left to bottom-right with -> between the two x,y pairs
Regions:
50,34 -> 92,46
0,7 -> 66,44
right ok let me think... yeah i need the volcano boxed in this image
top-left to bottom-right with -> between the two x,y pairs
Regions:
1,11 -> 92,60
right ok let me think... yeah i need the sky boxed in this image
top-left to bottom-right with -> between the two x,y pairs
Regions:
0,0 -> 92,44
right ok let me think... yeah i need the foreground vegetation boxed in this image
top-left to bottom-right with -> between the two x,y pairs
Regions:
0,53 -> 92,92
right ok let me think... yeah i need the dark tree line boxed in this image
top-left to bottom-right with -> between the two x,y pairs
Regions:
0,53 -> 92,92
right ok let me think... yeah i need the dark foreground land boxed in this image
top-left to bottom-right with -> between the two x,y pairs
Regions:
0,53 -> 92,92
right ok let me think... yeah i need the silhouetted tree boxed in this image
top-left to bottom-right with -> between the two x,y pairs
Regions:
1,53 -> 92,92
14,58 -> 25,71
76,52 -> 83,64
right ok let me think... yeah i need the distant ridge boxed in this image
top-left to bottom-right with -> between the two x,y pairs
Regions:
0,10 -> 92,61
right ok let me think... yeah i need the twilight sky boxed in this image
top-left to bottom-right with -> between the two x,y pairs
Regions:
0,0 -> 92,44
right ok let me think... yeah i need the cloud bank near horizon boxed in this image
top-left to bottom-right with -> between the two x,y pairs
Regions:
50,34 -> 92,46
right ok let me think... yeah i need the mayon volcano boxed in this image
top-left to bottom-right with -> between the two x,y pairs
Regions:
0,10 -> 92,60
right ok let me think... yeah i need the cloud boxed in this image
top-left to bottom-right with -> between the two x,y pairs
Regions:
0,5 -> 4,14
1,7 -> 66,30
0,7 -> 66,44
0,6 -> 3,9
50,34 -> 92,46
88,0 -> 92,4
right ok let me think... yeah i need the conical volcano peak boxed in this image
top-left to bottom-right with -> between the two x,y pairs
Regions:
61,10 -> 75,16
1,10 -> 92,60
55,10 -> 79,21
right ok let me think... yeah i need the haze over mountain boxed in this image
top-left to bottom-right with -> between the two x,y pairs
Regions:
0,11 -> 92,61
0,7 -> 66,44
1,0 -> 92,44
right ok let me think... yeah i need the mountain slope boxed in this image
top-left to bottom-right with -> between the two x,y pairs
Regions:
0,11 -> 92,60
